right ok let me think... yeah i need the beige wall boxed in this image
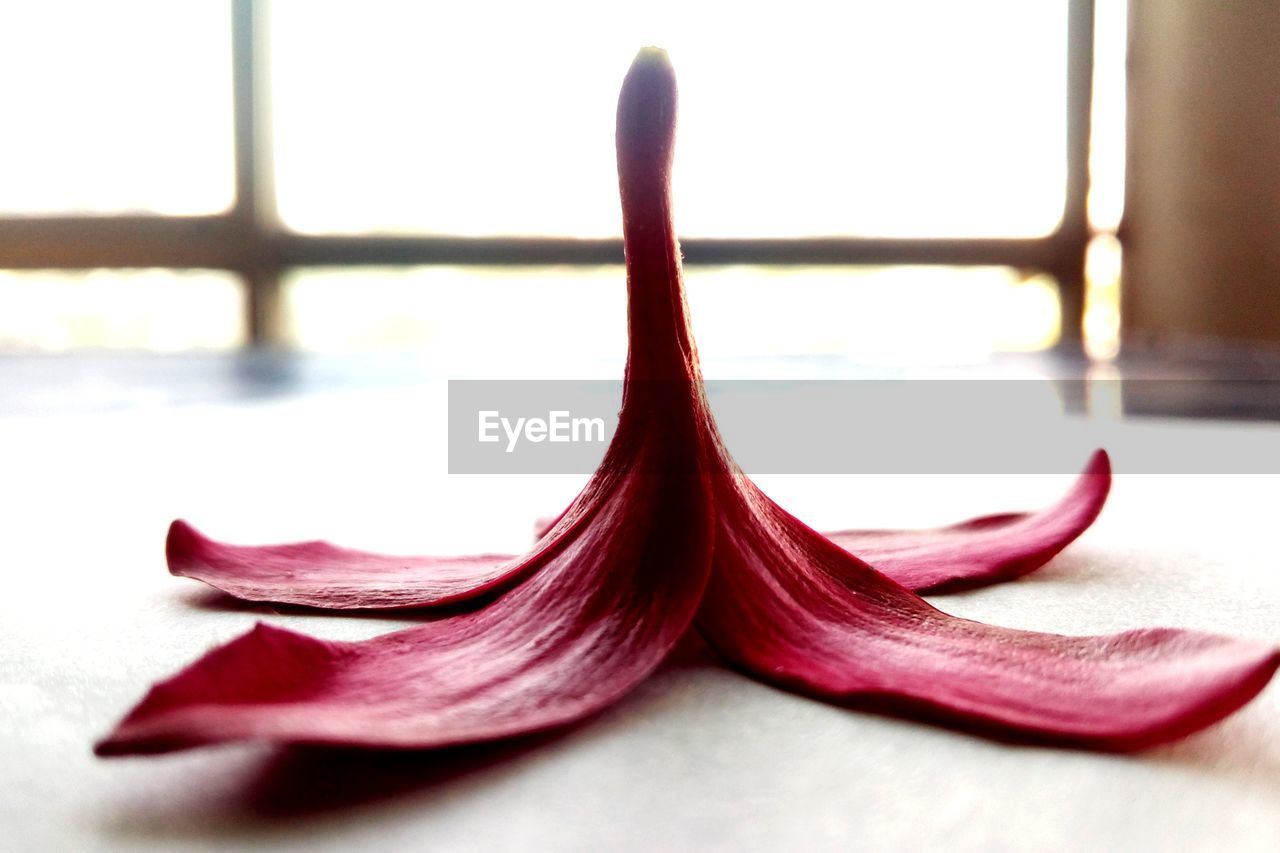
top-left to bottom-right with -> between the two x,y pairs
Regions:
1123,0 -> 1280,345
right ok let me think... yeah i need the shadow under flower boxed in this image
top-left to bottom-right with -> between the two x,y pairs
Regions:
243,732 -> 570,820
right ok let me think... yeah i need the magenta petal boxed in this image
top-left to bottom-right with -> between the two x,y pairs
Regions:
97,47 -> 718,758
167,520 -> 521,609
99,460 -> 714,755
99,44 -> 1277,762
824,450 -> 1111,593
697,477 -> 1280,752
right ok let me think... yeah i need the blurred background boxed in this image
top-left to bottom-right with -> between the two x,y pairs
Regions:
0,1 -> 1274,372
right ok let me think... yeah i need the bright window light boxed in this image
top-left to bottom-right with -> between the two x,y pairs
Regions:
271,1 -> 1067,239
0,270 -> 245,351
285,266 -> 1059,365
1088,0 -> 1127,232
0,2 -> 234,216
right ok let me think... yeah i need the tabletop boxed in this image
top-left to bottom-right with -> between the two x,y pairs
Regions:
1,350 -> 1277,852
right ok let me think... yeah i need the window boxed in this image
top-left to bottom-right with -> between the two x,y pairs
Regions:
0,0 -> 1112,361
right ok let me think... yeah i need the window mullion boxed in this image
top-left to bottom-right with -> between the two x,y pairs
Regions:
232,0 -> 282,345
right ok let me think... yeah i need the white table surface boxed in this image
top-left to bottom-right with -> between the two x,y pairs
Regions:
1,368 -> 1277,852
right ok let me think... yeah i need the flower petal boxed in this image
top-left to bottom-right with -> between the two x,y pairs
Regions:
697,473 -> 1280,751
166,519 -> 520,610
98,454 -> 714,754
824,450 -> 1111,593
98,46 -> 718,757
172,442 -> 1105,610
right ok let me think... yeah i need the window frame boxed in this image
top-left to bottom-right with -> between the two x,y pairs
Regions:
0,0 -> 1096,349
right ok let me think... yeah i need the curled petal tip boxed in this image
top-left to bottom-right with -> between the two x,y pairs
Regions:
633,45 -> 672,66
165,518 -> 204,577
823,448 -> 1114,594
618,46 -> 677,169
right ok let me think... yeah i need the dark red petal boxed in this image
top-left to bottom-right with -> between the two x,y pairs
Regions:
176,442 -> 1106,608
167,520 -> 521,609
697,474 -> 1280,751
824,450 -> 1111,593
97,453 -> 713,755
98,47 -> 716,756
169,443 -> 1105,610
160,32 -> 703,616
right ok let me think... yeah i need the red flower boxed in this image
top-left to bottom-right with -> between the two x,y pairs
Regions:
97,48 -> 1277,758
